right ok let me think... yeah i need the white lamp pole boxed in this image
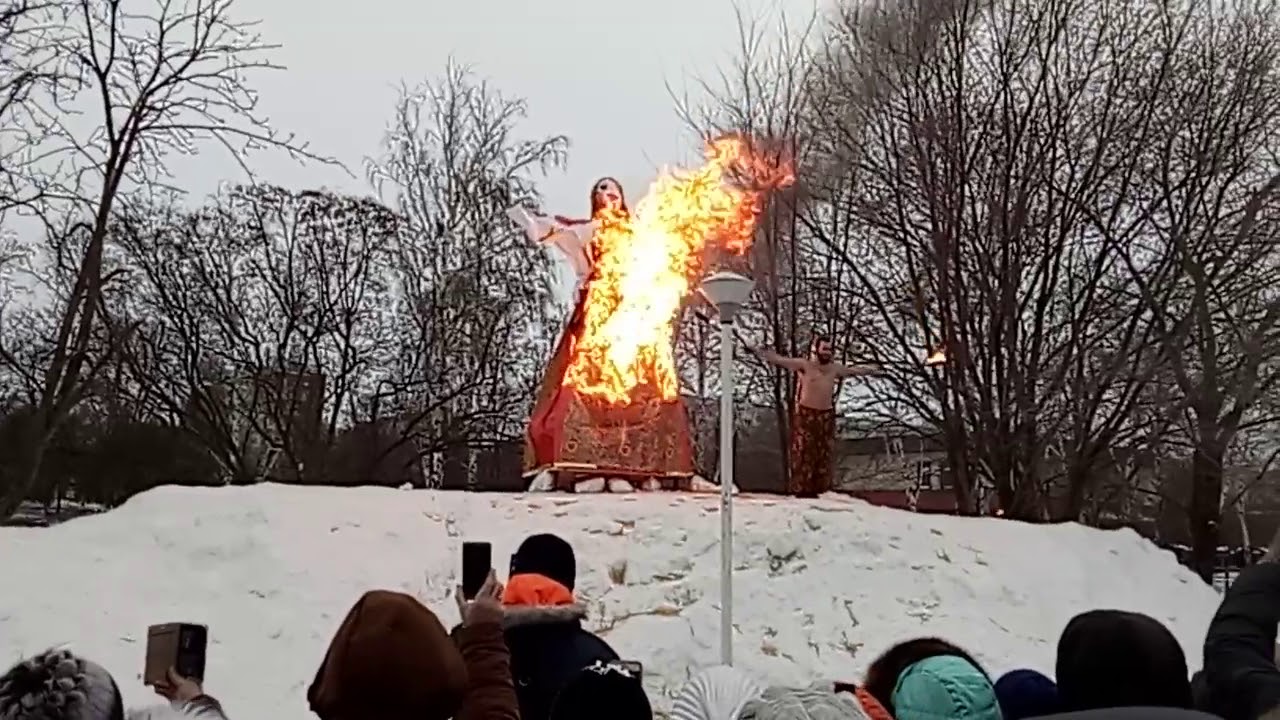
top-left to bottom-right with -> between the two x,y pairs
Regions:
697,270 -> 754,667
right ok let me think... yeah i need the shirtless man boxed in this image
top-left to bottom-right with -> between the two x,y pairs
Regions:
753,336 -> 881,497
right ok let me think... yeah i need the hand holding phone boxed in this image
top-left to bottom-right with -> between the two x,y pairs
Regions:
152,667 -> 204,703
456,570 -> 505,627
461,542 -> 492,601
144,623 -> 207,687
457,541 -> 504,627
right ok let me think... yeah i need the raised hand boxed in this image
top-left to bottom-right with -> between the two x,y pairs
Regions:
152,667 -> 203,704
455,570 -> 505,627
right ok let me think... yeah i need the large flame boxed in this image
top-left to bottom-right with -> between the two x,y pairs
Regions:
564,136 -> 793,405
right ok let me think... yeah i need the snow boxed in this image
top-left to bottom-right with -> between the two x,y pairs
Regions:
0,484 -> 1220,719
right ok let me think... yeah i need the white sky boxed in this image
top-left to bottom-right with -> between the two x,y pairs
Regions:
152,0 -> 820,218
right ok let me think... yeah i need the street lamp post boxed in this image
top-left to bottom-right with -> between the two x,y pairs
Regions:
697,270 -> 754,667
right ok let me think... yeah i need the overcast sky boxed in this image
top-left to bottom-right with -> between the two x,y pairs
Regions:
162,0 -> 820,217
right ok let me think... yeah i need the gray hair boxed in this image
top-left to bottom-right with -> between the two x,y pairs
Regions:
0,649 -> 120,720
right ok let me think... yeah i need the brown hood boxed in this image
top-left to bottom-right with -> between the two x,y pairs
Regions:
502,602 -> 588,629
309,590 -> 469,720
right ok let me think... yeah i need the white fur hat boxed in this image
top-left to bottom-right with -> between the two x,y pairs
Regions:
671,665 -> 766,720
0,648 -> 122,720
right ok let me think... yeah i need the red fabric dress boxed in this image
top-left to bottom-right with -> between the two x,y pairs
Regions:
509,208 -> 695,484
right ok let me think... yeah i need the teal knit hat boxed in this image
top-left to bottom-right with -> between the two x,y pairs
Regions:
891,655 -> 1002,720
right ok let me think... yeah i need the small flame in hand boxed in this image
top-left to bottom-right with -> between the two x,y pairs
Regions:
925,349 -> 946,366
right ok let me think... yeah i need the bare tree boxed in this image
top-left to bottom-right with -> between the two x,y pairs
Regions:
1222,425 -> 1280,552
0,0 -> 333,518
0,0 -> 59,344
365,61 -> 567,485
673,8 -> 828,484
110,186 -> 399,484
0,0 -> 68,214
1108,0 -> 1280,579
793,0 -> 1202,517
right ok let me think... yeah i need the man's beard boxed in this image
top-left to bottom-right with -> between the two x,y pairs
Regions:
815,353 -> 833,364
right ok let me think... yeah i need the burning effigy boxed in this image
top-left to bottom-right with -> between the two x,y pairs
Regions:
507,136 -> 793,491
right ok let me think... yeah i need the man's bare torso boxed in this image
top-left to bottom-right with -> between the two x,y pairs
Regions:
755,346 -> 878,411
794,361 -> 840,410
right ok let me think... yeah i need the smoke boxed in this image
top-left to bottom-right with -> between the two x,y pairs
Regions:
801,0 -> 964,198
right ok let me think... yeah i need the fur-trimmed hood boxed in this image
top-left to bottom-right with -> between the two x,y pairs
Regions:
503,603 -> 588,629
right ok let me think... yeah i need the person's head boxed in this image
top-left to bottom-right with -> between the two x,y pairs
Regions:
308,590 -> 468,720
994,669 -> 1061,720
590,177 -> 627,216
889,655 -> 1000,720
509,533 -> 577,591
673,666 -> 765,720
739,687 -> 870,720
810,335 -> 833,364
549,661 -> 651,720
863,637 -> 989,716
0,649 -> 123,720
1055,609 -> 1192,712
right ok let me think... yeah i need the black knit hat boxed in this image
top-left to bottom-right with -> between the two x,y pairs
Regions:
1056,609 -> 1192,712
0,648 -> 125,720
549,662 -> 651,720
510,533 -> 577,591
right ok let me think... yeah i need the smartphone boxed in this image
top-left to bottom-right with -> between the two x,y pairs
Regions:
144,623 -> 207,685
461,541 -> 492,600
620,660 -> 643,679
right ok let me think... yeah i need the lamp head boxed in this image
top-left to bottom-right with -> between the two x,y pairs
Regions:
698,271 -> 754,321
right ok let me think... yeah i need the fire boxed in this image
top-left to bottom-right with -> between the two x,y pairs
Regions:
564,136 -> 793,404
925,349 -> 947,366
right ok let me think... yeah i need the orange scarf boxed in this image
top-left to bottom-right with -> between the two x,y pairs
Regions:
834,682 -> 895,720
502,573 -> 576,607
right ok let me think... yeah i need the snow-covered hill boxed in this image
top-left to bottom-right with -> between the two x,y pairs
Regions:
0,485 -> 1220,719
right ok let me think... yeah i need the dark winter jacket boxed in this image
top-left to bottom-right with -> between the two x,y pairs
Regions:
1035,709 -> 1221,719
1202,563 -> 1280,720
549,661 -> 651,720
504,603 -> 619,720
449,621 -> 519,720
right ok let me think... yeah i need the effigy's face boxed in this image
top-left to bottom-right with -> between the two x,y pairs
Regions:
594,178 -> 624,212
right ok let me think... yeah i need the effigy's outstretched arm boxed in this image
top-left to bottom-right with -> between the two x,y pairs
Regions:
506,206 -> 594,282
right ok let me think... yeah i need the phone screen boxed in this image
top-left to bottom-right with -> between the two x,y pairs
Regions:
176,625 -> 208,682
462,542 -> 492,600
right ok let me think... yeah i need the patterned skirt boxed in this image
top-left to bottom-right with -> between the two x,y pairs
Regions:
787,405 -> 836,497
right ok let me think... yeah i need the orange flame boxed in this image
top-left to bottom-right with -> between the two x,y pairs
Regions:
925,349 -> 947,366
565,136 -> 794,404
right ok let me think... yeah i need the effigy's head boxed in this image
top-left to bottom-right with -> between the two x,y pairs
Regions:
811,335 -> 834,364
590,177 -> 628,216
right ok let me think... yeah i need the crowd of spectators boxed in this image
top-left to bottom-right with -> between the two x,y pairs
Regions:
4,532 -> 1280,720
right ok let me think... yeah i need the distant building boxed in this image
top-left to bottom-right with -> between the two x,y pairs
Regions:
683,400 -> 962,508
325,414 -> 426,488
834,429 -> 958,512
186,366 -> 324,483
